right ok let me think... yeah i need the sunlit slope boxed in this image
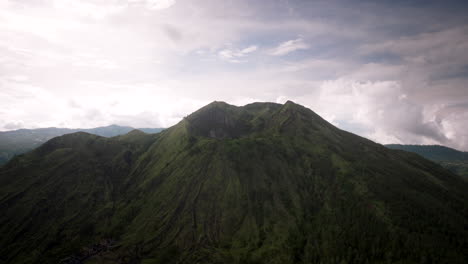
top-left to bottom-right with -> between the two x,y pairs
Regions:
1,102 -> 467,264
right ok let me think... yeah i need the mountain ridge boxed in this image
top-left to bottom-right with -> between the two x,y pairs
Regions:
0,125 -> 164,165
385,144 -> 468,179
386,144 -> 468,161
1,101 -> 467,264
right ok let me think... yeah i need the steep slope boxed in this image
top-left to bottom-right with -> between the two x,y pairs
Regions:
0,125 -> 164,165
0,131 -> 159,263
0,101 -> 467,264
386,144 -> 468,179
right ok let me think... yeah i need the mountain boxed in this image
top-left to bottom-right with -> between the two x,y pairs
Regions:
0,125 -> 164,165
385,144 -> 468,161
0,101 -> 467,264
386,144 -> 468,179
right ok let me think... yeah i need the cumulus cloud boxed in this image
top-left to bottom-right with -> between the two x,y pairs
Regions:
267,38 -> 309,56
315,79 -> 448,144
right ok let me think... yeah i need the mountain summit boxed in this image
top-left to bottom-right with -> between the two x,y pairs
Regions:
1,101 -> 467,264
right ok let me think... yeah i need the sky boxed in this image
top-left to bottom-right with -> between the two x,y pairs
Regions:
1,0 -> 468,150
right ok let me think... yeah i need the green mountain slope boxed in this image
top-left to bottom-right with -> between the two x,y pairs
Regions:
386,144 -> 468,179
1,101 -> 467,264
0,125 -> 164,165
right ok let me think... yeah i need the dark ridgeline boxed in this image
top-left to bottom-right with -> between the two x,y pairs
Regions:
386,144 -> 468,179
0,101 -> 467,264
0,125 -> 164,165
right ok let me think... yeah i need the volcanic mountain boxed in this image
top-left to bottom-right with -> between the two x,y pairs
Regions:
0,101 -> 467,264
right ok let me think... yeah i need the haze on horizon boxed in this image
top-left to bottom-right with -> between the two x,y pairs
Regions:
1,0 -> 468,150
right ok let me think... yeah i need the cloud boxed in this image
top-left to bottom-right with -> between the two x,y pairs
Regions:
289,78 -> 454,147
145,0 -> 176,10
52,0 -> 127,20
4,121 -> 24,130
267,38 -> 309,56
0,0 -> 468,150
218,45 -> 258,63
241,46 -> 258,53
6,75 -> 29,82
162,24 -> 182,42
68,100 -> 81,109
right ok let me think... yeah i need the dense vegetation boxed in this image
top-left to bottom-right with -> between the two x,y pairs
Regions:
386,144 -> 468,179
0,101 -> 467,264
0,125 -> 163,165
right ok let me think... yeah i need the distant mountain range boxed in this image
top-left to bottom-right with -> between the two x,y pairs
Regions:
0,125 -> 164,165
1,101 -> 466,263
386,144 -> 468,179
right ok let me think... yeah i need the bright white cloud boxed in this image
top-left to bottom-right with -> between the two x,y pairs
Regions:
52,0 -> 127,20
128,0 -> 176,10
267,38 -> 309,56
146,0 -> 176,10
291,78 -> 451,147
